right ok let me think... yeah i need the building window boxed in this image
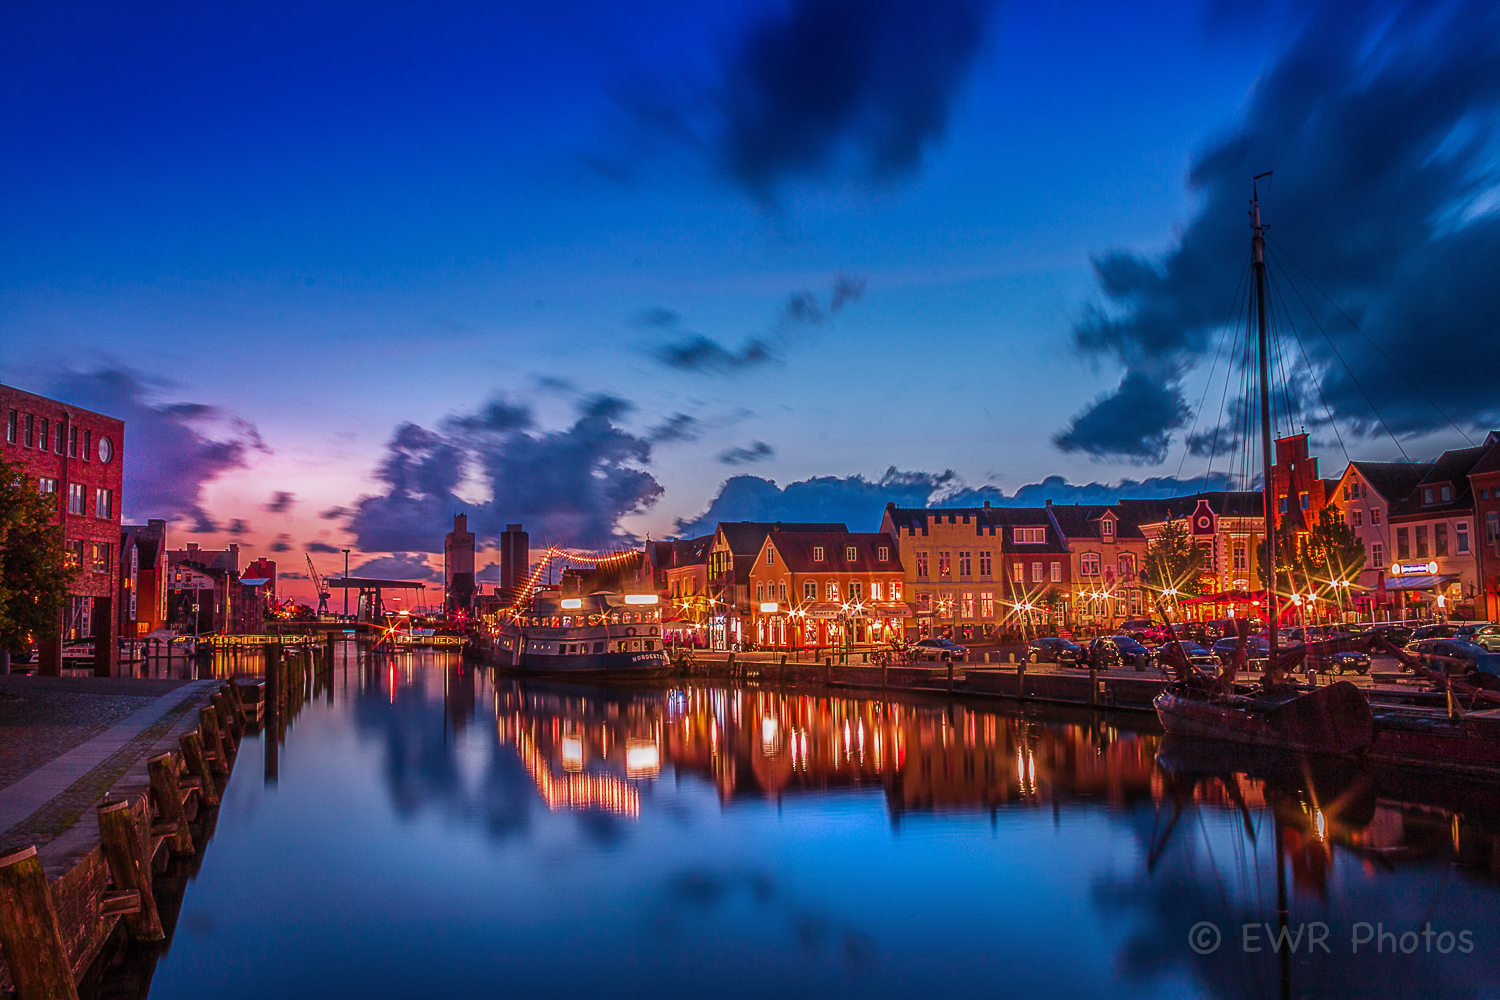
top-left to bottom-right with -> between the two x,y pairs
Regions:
23,413 -> 34,448
958,551 -> 971,577
803,581 -> 817,602
870,581 -> 883,601
4,410 -> 15,444
849,581 -> 863,602
1457,521 -> 1470,554
938,551 -> 951,577
1415,525 -> 1428,559
1487,512 -> 1500,546
1119,554 -> 1135,578
39,418 -> 50,453
979,551 -> 992,577
1423,487 -> 1434,505
68,425 -> 77,457
1031,561 -> 1043,583
91,542 -> 111,574
1371,508 -> 1382,526
917,592 -> 932,613
95,488 -> 112,519
826,582 -> 839,601
778,582 -> 787,603
82,429 -> 91,462
53,424 -> 63,455
1371,542 -> 1383,568
980,592 -> 994,618
960,592 -> 974,618
1081,553 -> 1100,576
1441,485 -> 1453,502
1012,562 -> 1024,583
845,545 -> 857,562
1050,561 -> 1062,583
1396,527 -> 1409,560
812,546 -> 824,562
68,482 -> 86,515
877,546 -> 890,562
64,539 -> 84,569
756,583 -> 765,603
915,552 -> 929,578
1352,509 -> 1363,527
1101,518 -> 1115,540
1015,527 -> 1046,544
1435,523 -> 1448,558
1232,545 -> 1247,573
1299,492 -> 1309,510
766,548 -> 775,566
38,477 -> 58,495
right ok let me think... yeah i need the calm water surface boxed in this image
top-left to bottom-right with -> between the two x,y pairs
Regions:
102,650 -> 1500,999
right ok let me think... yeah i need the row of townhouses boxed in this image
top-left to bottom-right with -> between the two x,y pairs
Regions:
3,383 -> 277,675
640,431 -> 1500,650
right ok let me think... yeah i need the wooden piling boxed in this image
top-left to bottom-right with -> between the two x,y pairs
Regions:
213,690 -> 241,740
147,753 -> 195,855
0,846 -> 80,1000
96,801 -> 164,943
199,708 -> 230,776
180,731 -> 219,807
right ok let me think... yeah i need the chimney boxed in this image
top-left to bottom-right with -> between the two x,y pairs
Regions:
983,500 -> 991,507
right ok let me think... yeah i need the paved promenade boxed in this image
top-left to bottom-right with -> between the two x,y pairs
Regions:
0,675 -> 220,853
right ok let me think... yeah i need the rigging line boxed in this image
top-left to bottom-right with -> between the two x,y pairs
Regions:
1240,291 -> 1257,491
1266,253 -> 1416,466
1268,262 -> 1353,468
1267,237 -> 1474,446
1190,248 -> 1256,486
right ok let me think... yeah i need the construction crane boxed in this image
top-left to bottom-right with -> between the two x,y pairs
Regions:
305,553 -> 331,616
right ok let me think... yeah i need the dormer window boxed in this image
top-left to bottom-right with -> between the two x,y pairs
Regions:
1441,485 -> 1453,502
1424,487 -> 1435,505
812,546 -> 825,562
877,545 -> 890,561
1014,527 -> 1046,545
1101,518 -> 1115,540
845,545 -> 858,561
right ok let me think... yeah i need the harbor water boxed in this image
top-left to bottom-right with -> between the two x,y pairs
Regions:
93,648 -> 1500,999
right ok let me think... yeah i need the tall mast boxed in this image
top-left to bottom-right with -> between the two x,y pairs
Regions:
1252,173 -> 1278,664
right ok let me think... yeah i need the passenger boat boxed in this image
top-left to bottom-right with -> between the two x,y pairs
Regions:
489,591 -> 672,677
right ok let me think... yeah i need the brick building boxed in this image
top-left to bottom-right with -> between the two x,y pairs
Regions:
2,382 -> 125,675
444,514 -> 475,614
120,518 -> 169,637
744,528 -> 906,650
167,542 -> 260,634
1470,433 -> 1500,623
705,522 -> 846,650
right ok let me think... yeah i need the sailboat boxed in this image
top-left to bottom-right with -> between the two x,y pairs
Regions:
1152,179 -> 1376,756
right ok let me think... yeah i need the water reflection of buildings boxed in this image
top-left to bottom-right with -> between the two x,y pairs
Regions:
494,684 -> 1160,820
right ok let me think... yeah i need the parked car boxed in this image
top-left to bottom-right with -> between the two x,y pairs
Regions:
1455,623 -> 1500,651
1365,623 -> 1414,648
1026,637 -> 1086,666
1087,636 -> 1154,671
1158,639 -> 1220,671
1407,623 -> 1460,645
1211,635 -> 1271,668
1303,647 -> 1372,675
1403,639 -> 1500,681
910,637 -> 967,662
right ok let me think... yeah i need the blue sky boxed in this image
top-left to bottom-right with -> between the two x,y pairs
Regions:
4,0 -> 1497,583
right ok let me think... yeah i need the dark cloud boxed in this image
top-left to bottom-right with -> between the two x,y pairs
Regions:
1060,0 -> 1500,458
476,562 -> 501,584
634,306 -> 681,329
1053,371 -> 1192,464
280,571 -> 309,581
534,374 -> 575,394
226,519 -> 251,536
716,441 -> 775,466
319,505 -> 350,520
264,491 -> 295,514
270,534 -> 293,553
607,0 -> 997,200
656,274 -> 864,373
40,366 -> 265,527
351,552 -> 439,583
676,469 -> 1236,535
648,412 -> 701,444
350,394 -> 663,553
306,541 -> 342,554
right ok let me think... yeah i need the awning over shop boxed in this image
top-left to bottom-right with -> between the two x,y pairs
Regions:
867,603 -> 913,618
1382,574 -> 1457,592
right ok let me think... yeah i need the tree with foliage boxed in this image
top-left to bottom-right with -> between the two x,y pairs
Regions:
0,459 -> 71,673
1142,515 -> 1206,599
1293,506 -> 1367,586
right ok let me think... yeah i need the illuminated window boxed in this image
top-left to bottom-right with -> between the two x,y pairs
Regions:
871,581 -> 883,601
1031,561 -> 1043,583
68,483 -> 86,515
826,582 -> 839,601
917,592 -> 932,612
938,551 -> 951,577
915,551 -> 929,577
1081,553 -> 1100,576
1371,508 -> 1381,525
980,592 -> 994,618
890,580 -> 902,600
95,488 -> 112,519
960,593 -> 974,618
38,477 -> 57,495
1012,562 -> 1024,583
1015,527 -> 1046,544
1051,561 -> 1062,583
64,540 -> 83,569
91,542 -> 110,574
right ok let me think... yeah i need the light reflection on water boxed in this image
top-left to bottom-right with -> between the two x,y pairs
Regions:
99,649 -> 1500,1000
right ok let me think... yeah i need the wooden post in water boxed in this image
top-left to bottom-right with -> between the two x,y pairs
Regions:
147,753 -> 195,855
263,641 -> 280,785
179,731 -> 219,808
1017,658 -> 1027,699
1089,663 -> 1099,707
199,707 -> 230,776
96,800 -> 164,942
0,846 -> 80,1000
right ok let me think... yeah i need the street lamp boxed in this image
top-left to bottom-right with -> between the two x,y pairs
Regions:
342,549 -> 350,618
